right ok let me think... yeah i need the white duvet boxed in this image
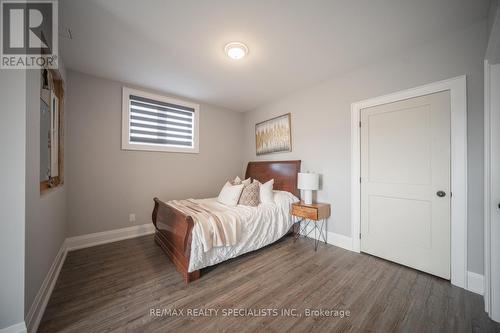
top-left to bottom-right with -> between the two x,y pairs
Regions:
188,191 -> 299,272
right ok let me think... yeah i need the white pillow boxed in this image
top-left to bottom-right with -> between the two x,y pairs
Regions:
217,181 -> 244,206
233,176 -> 251,186
273,190 -> 299,205
256,179 -> 274,203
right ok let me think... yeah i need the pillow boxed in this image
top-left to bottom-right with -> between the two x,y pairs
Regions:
273,190 -> 299,205
238,181 -> 260,206
232,176 -> 251,186
217,181 -> 244,206
255,179 -> 274,203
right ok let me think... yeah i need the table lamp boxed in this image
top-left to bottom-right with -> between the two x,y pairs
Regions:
298,172 -> 319,205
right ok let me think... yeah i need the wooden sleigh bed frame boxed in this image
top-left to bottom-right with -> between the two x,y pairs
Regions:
151,160 -> 301,283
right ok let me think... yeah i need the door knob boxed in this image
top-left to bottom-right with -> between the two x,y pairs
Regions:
436,191 -> 446,197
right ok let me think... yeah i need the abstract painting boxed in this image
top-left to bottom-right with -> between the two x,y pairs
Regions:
255,113 -> 292,155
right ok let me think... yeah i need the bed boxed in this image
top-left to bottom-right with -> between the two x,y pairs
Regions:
151,160 -> 301,283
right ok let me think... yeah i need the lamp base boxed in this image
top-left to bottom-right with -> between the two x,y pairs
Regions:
303,190 -> 313,205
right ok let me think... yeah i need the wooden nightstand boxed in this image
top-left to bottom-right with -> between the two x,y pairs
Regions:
291,202 -> 331,251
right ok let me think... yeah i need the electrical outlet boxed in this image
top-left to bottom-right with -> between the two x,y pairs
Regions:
129,213 -> 136,223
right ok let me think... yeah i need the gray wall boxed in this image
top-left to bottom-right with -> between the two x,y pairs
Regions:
489,0 -> 499,33
23,5 -> 70,317
242,21 -> 488,274
65,71 -> 244,236
0,70 -> 26,329
25,69 -> 67,315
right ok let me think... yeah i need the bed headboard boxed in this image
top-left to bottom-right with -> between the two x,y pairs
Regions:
245,160 -> 301,198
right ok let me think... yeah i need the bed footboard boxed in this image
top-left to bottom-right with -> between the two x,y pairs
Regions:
152,197 -> 200,283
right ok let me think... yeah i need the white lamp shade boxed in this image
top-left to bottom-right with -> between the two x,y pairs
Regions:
297,173 -> 319,190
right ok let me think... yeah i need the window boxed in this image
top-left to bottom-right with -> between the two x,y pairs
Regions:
122,87 -> 199,153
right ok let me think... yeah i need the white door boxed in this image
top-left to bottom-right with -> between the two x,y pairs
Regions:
360,91 -> 451,279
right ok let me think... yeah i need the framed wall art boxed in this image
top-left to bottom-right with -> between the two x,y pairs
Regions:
255,113 -> 292,155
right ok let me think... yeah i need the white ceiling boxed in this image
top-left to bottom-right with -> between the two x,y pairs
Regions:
61,0 -> 490,112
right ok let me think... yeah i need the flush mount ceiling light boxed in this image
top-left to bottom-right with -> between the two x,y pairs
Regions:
224,42 -> 248,60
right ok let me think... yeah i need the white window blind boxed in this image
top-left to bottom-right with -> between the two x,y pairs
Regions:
122,87 -> 199,153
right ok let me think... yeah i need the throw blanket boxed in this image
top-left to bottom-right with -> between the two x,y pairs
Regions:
167,199 -> 241,252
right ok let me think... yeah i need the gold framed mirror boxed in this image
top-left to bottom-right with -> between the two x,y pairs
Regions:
40,68 -> 64,193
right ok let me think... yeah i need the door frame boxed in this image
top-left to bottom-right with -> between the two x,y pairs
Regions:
484,59 -> 500,321
484,59 -> 492,317
350,75 -> 467,289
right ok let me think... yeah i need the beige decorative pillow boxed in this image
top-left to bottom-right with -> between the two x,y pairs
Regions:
238,181 -> 260,206
232,176 -> 251,186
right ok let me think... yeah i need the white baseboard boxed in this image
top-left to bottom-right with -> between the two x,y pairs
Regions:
25,241 -> 67,333
299,223 -> 354,252
65,223 -> 155,251
0,322 -> 26,333
467,271 -> 484,295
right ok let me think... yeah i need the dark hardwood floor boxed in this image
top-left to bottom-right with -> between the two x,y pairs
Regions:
38,234 -> 500,333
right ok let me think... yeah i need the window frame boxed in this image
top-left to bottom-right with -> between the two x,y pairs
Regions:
121,87 -> 200,154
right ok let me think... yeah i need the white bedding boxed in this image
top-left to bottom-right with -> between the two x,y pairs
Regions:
188,191 -> 299,272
